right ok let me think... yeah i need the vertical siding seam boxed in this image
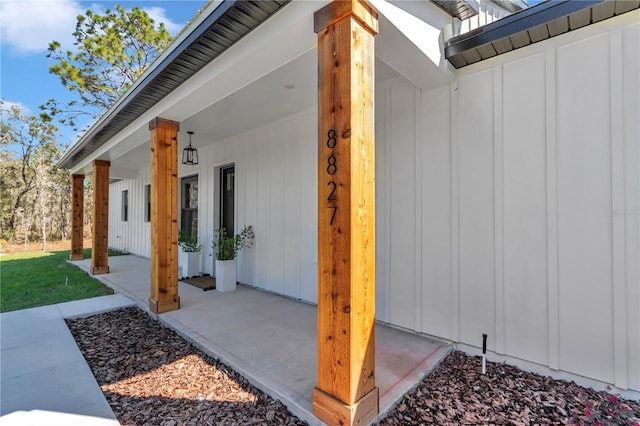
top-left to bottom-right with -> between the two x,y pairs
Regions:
450,81 -> 460,342
279,127 -> 285,296
414,88 -> 423,333
545,47 -> 560,370
279,126 -> 286,296
250,134 -> 259,285
238,151 -> 245,282
494,65 -> 505,355
610,26 -> 628,389
622,22 -> 640,391
384,84 -> 392,323
296,118 -> 303,300
266,129 -> 273,292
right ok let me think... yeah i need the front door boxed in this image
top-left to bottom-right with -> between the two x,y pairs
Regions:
220,165 -> 234,235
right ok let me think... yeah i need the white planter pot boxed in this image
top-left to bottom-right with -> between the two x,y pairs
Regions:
215,259 -> 236,292
178,249 -> 200,278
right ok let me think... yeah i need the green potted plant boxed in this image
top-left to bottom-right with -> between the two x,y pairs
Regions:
211,225 -> 254,292
178,229 -> 201,279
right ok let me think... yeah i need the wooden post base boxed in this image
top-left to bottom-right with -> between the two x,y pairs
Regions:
91,266 -> 109,275
149,297 -> 180,314
70,253 -> 84,261
313,386 -> 379,426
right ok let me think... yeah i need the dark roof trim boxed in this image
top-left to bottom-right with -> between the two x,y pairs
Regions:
445,0 -> 640,68
445,0 -> 600,60
431,0 -> 480,21
59,0 -> 289,170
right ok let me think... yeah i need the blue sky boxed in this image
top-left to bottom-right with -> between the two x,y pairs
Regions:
1,0 -> 207,146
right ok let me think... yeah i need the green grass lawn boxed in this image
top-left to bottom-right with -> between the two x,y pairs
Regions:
0,248 -> 124,313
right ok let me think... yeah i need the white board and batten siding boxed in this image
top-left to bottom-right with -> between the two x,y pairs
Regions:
108,110 -> 319,303
374,13 -> 639,391
107,11 -> 639,391
108,169 -> 151,259
215,112 -> 318,303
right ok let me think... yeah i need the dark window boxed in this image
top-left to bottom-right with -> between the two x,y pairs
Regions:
220,165 -> 234,235
122,190 -> 129,222
144,185 -> 151,222
181,176 -> 198,237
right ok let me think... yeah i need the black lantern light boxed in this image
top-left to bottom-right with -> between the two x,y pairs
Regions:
182,131 -> 199,165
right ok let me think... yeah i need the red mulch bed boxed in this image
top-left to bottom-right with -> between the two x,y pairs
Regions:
66,307 -> 306,426
376,351 -> 640,426
67,307 -> 639,426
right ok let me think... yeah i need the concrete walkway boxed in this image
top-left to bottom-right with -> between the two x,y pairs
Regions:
71,255 -> 451,425
0,294 -> 135,425
1,255 -> 450,425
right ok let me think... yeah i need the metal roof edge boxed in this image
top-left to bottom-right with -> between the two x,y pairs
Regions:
444,0 -> 601,58
58,0 -> 232,170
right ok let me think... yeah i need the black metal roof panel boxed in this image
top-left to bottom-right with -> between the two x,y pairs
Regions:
60,0 -> 290,170
432,0 -> 480,20
445,0 -> 640,68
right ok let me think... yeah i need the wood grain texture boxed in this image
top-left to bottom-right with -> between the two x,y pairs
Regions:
149,118 -> 180,314
70,174 -> 84,261
314,1 -> 378,422
313,386 -> 379,426
91,161 -> 110,274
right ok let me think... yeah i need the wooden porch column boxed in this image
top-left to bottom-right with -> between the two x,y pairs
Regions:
70,174 -> 84,261
91,161 -> 110,274
148,117 -> 180,314
313,2 -> 378,425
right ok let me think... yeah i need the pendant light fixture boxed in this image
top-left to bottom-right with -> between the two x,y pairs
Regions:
182,131 -> 199,165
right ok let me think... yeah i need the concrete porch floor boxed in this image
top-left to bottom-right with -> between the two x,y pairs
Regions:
72,255 -> 450,425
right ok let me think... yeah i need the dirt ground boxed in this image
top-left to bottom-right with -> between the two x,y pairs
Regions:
1,238 -> 93,254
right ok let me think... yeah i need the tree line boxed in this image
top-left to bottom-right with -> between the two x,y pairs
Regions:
0,102 -> 95,249
1,5 -> 176,249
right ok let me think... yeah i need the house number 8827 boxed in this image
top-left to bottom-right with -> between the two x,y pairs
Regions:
326,129 -> 337,226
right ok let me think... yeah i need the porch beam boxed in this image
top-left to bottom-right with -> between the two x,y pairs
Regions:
91,161 -> 110,274
314,2 -> 379,426
70,174 -> 84,261
149,117 -> 180,314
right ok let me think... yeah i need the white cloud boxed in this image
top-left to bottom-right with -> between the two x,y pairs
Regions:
1,100 -> 31,115
0,1 -> 186,55
0,0 -> 84,54
142,6 -> 185,35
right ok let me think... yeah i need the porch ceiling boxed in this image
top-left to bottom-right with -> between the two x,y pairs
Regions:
62,0 -> 454,175
110,55 -> 400,172
59,0 -> 291,171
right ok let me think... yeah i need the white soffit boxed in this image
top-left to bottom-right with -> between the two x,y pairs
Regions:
69,0 -> 325,175
370,0 -> 455,90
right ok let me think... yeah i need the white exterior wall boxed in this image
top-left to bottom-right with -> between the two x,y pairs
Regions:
108,110 -> 319,303
374,13 -> 639,391
108,169 -> 151,258
107,12 -> 639,390
197,110 -> 319,303
458,0 -> 518,35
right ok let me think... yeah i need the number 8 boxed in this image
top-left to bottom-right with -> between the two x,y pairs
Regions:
327,129 -> 336,148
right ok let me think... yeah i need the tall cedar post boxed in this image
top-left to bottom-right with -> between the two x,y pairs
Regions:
91,161 -> 110,274
313,2 -> 379,425
70,174 -> 85,261
149,118 -> 180,314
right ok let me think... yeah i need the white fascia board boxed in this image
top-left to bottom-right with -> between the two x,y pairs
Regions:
69,0 -> 327,175
370,0 -> 456,90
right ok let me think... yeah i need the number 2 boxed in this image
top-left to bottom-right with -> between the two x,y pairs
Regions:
327,181 -> 336,200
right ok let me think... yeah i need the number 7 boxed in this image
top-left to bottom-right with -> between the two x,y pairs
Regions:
328,206 -> 337,226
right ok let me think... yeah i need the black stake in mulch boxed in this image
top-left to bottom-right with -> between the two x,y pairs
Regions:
482,333 -> 487,374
